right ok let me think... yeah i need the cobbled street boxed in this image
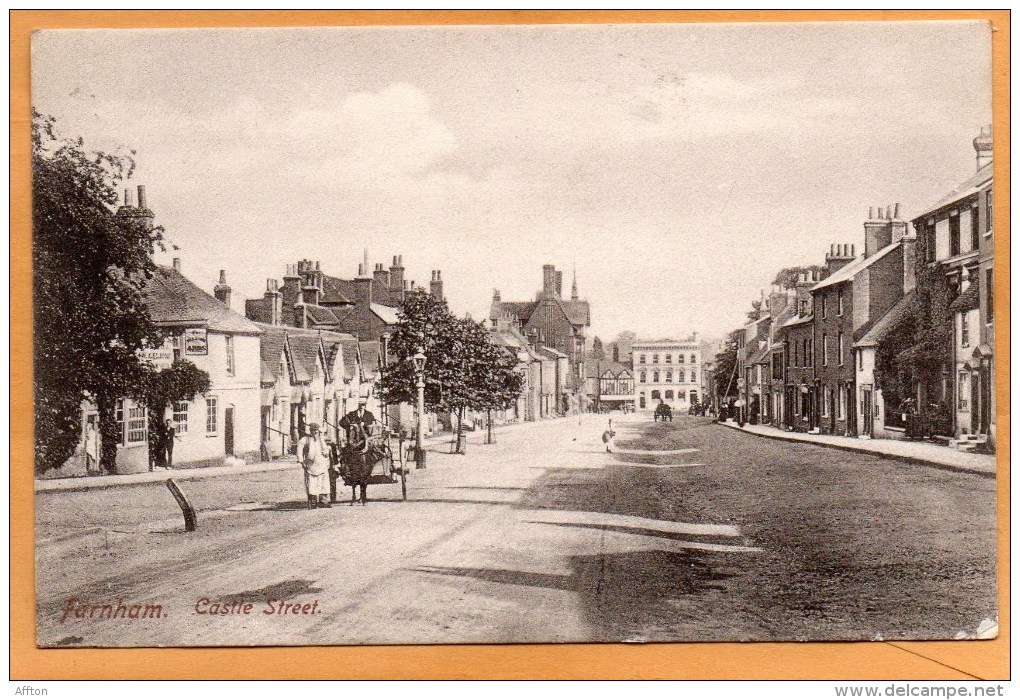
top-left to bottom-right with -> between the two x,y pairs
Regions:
36,415 -> 997,647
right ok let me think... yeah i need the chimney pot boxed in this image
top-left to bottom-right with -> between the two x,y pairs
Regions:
893,202 -> 901,219
868,206 -> 874,219
137,185 -> 147,209
851,244 -> 856,256
886,205 -> 893,220
218,269 -> 227,284
172,257 -> 181,272
124,188 -> 133,207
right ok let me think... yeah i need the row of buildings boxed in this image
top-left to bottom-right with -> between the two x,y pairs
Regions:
728,128 -> 995,451
65,192 -> 598,474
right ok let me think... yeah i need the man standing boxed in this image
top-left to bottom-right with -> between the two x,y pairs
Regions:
339,399 -> 376,442
163,418 -> 177,470
298,423 -> 331,509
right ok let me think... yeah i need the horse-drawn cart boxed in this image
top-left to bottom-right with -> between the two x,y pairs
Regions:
331,428 -> 410,502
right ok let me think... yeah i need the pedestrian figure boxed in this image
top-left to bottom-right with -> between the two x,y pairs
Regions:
298,423 -> 331,509
163,418 -> 177,469
84,418 -> 99,475
602,419 -> 616,453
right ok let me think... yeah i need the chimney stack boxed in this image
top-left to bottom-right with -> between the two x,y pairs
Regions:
430,270 -> 444,302
214,269 -> 232,308
137,185 -> 148,211
541,264 -> 556,297
493,288 -> 501,303
555,270 -> 563,298
124,188 -> 134,207
373,262 -> 390,289
389,254 -> 405,294
172,257 -> 181,272
826,243 -> 856,274
265,278 -> 283,326
974,125 -> 993,171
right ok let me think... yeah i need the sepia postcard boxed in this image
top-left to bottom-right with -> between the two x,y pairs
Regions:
30,20 -> 999,650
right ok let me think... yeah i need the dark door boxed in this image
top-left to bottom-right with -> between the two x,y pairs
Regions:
224,407 -> 235,456
862,388 -> 873,438
970,371 -> 980,434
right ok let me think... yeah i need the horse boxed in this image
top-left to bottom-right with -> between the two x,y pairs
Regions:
339,422 -> 382,505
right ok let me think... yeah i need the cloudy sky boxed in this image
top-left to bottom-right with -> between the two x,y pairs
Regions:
32,21 -> 991,341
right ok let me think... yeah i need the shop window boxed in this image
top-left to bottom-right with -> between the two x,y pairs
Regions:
116,399 -> 125,446
174,401 -> 189,434
126,404 -> 147,445
206,397 -> 218,434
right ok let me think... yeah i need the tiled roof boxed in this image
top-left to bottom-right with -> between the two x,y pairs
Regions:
948,284 -> 980,313
587,359 -> 632,378
560,299 -> 591,326
539,346 -> 567,359
914,162 -> 993,219
855,290 -> 916,348
144,266 -> 262,335
245,297 -> 273,325
811,240 -> 901,291
494,301 -> 539,322
320,275 -> 356,305
339,337 -> 360,380
360,341 -> 381,374
287,334 -> 322,383
305,304 -> 340,325
257,325 -> 289,381
783,313 -> 813,328
746,342 -> 770,365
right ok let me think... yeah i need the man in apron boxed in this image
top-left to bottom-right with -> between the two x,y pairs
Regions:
297,423 -> 331,509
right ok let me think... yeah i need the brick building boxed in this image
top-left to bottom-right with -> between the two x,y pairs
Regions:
489,264 -> 591,414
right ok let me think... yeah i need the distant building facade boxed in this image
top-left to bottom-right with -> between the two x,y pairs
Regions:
632,337 -> 701,411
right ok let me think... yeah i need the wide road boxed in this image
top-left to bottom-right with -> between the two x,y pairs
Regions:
36,414 -> 997,647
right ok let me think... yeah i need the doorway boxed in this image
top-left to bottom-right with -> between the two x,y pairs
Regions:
224,406 -> 235,456
861,387 -> 873,438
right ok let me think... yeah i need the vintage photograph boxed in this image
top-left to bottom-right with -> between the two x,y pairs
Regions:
31,20 -> 997,648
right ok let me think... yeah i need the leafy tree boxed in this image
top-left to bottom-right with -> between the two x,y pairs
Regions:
135,359 -> 211,464
712,331 -> 740,400
746,298 -> 764,322
591,336 -> 606,362
32,110 -> 166,474
379,290 -> 524,455
772,265 -> 827,289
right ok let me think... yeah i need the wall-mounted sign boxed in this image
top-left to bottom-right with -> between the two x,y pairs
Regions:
139,344 -> 174,371
185,328 -> 208,356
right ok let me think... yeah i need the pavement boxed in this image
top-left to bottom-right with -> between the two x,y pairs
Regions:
36,412 -> 997,651
717,419 -> 997,477
35,418 -> 548,493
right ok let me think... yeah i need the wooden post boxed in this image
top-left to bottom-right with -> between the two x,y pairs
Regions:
165,478 -> 197,532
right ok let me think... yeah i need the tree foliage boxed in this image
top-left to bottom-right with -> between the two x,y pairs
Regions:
591,336 -> 606,362
33,110 -> 167,474
379,290 -> 524,454
772,265 -> 827,289
712,331 -> 740,399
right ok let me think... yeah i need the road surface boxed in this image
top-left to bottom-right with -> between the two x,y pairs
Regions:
36,414 -> 997,647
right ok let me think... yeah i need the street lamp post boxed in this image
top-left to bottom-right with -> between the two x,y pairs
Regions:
412,348 -> 427,469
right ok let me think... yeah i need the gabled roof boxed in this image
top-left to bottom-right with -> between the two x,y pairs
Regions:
144,266 -> 262,335
948,284 -> 980,313
287,334 -> 322,383
560,299 -> 591,326
915,162 -> 993,220
305,304 -> 341,325
494,301 -> 539,322
746,343 -> 771,365
811,240 -> 901,292
339,337 -> 360,380
319,275 -> 355,305
855,290 -> 916,348
587,360 -> 632,378
359,341 -> 381,375
257,325 -> 289,382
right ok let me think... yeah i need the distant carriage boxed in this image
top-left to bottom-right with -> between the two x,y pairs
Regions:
654,403 -> 673,422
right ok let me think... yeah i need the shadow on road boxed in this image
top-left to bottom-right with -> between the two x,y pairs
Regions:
214,579 -> 323,604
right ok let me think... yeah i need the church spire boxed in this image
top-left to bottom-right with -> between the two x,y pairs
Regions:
571,266 -> 579,300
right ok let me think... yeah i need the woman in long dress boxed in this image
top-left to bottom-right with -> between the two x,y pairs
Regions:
297,423 -> 331,509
